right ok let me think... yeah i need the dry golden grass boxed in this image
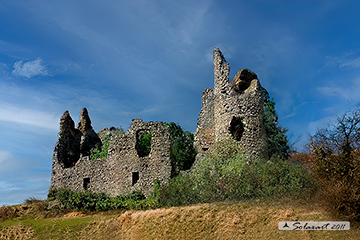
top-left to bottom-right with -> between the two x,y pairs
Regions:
75,198 -> 360,240
0,225 -> 34,240
2,197 -> 360,239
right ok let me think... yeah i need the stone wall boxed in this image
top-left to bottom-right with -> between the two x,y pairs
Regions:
50,110 -> 172,197
195,48 -> 268,162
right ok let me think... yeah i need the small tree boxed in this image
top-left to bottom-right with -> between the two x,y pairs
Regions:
311,104 -> 360,153
263,91 -> 290,159
309,104 -> 360,220
166,122 -> 197,171
309,104 -> 360,179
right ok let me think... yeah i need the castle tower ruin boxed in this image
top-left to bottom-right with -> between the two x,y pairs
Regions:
195,48 -> 268,162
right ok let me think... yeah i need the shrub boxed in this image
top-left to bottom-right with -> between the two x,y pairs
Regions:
158,137 -> 313,206
309,104 -> 360,221
159,174 -> 199,207
310,147 -> 360,221
47,188 -> 157,211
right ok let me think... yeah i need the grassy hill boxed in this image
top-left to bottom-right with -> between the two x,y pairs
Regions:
1,197 -> 359,240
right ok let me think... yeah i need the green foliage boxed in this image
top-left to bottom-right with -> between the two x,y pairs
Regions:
90,135 -> 110,160
136,131 -> 152,157
115,126 -> 125,135
158,138 -> 313,206
47,188 -> 158,211
166,122 -> 197,171
90,127 -> 125,160
263,93 -> 290,159
159,174 -> 199,207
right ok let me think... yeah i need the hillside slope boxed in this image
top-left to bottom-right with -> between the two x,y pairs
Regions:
1,198 -> 359,239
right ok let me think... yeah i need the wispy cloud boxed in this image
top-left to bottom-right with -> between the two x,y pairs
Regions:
308,116 -> 333,136
339,56 -> 360,69
0,150 -> 12,164
318,78 -> 360,101
0,103 -> 58,130
323,53 -> 360,70
0,180 -> 20,191
12,57 -> 49,78
164,3 -> 210,47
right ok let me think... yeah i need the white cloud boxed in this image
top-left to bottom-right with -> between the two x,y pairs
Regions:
0,180 -> 20,191
12,57 -> 49,78
164,4 -> 210,47
318,82 -> 360,102
0,150 -> 12,164
0,103 -> 58,130
339,56 -> 360,69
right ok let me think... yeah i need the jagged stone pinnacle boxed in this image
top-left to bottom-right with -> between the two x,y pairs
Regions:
213,48 -> 230,90
77,107 -> 92,133
59,110 -> 75,131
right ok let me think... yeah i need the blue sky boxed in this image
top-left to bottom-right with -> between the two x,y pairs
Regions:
1,1 -> 360,205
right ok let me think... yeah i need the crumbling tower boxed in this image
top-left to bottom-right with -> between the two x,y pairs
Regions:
195,48 -> 268,162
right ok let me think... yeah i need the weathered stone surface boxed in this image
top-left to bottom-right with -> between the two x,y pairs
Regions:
77,108 -> 92,133
60,111 -> 75,131
54,111 -> 81,168
97,127 -> 117,142
194,88 -> 215,152
195,48 -> 268,162
213,48 -> 230,94
230,69 -> 258,92
76,108 -> 102,156
80,129 -> 102,156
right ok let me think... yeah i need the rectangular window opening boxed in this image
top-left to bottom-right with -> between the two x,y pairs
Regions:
83,177 -> 90,190
132,172 -> 139,186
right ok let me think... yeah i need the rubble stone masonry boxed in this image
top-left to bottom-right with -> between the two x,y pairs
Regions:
194,48 -> 268,162
50,111 -> 172,197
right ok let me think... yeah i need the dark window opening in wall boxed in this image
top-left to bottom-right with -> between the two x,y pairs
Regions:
229,116 -> 244,141
83,178 -> 90,190
132,172 -> 139,186
136,130 -> 152,157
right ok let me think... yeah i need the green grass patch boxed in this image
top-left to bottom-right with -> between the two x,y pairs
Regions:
0,215 -> 107,240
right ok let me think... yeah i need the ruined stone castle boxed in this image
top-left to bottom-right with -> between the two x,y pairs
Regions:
194,48 -> 268,161
50,48 -> 268,196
